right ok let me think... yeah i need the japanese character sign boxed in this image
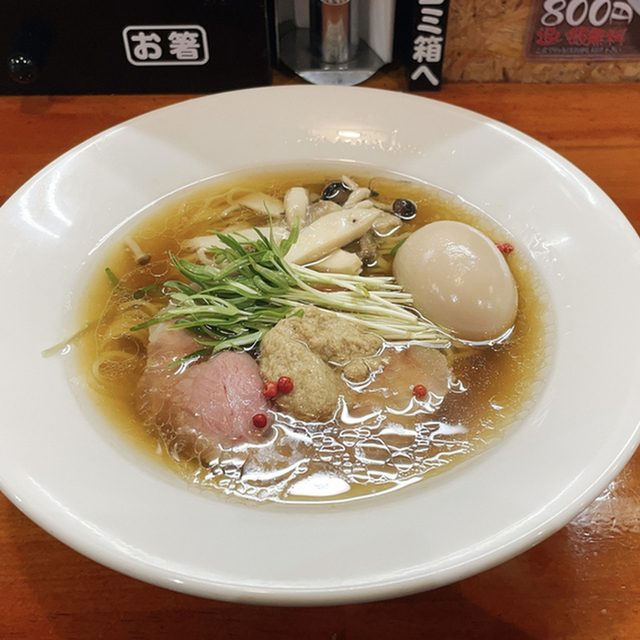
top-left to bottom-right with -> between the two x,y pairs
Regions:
123,25 -> 209,66
527,1 -> 640,58
407,0 -> 450,91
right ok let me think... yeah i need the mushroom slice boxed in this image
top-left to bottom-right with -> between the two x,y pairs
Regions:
306,199 -> 343,224
341,175 -> 359,191
372,212 -> 403,236
310,249 -> 363,275
237,192 -> 285,218
284,187 -> 309,228
357,231 -> 378,267
183,226 -> 288,256
286,208 -> 381,266
343,187 -> 371,208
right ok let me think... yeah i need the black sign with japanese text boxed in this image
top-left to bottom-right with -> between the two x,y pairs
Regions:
395,0 -> 450,91
527,0 -> 640,59
123,26 -> 210,67
1,0 -> 272,95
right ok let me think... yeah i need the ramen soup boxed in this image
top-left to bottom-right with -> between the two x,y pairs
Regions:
74,167 -> 549,503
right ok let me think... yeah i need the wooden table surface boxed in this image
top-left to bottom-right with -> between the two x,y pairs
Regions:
1,73 -> 639,639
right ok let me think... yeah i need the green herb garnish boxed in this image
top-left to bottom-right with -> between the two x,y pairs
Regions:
131,224 -> 449,354
389,239 -> 406,256
133,283 -> 158,300
105,267 -> 119,286
41,320 -> 95,358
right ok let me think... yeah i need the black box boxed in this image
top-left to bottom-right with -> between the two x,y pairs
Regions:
1,0 -> 273,95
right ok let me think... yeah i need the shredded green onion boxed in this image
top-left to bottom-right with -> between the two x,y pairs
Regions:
389,239 -> 406,256
105,267 -> 119,286
41,320 -> 95,358
131,224 -> 449,354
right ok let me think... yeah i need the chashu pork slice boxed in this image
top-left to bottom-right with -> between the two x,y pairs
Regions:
137,322 -> 269,448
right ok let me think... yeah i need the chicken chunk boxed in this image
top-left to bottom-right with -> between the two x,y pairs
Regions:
259,307 -> 382,421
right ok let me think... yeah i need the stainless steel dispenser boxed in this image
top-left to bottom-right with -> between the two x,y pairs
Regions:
276,0 -> 395,85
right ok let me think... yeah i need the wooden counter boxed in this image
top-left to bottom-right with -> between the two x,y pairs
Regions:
1,73 -> 639,639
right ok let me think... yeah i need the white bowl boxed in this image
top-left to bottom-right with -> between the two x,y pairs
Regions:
1,86 -> 640,605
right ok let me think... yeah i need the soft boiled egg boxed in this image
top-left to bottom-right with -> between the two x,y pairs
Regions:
393,220 -> 518,342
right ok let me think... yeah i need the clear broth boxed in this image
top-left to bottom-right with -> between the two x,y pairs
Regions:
75,167 -> 551,503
